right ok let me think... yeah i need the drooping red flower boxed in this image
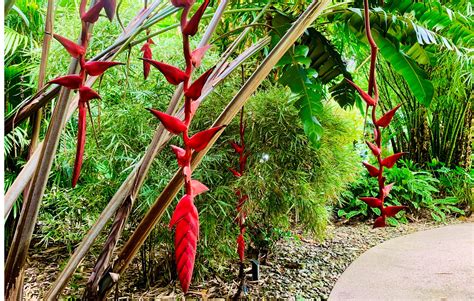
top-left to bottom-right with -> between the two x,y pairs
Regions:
102,0 -> 116,21
373,215 -> 386,228
230,142 -> 244,154
229,168 -> 242,177
53,34 -> 86,58
381,152 -> 406,168
190,179 -> 209,196
79,86 -> 101,102
187,125 -> 225,152
83,61 -> 124,76
169,194 -> 199,294
81,1 -> 104,23
345,78 -> 377,106
366,141 -> 381,156
49,75 -> 83,89
170,145 -> 189,167
376,104 -> 402,128
148,109 -> 188,135
382,183 -> 395,198
140,41 -> 153,80
359,197 -> 382,208
383,206 -> 407,217
182,0 -> 210,36
362,161 -> 379,177
185,67 -> 214,100
141,58 -> 188,85
191,44 -> 211,67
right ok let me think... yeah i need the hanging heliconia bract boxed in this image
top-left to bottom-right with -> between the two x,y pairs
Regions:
146,0 -> 222,293
229,108 -> 249,266
348,0 -> 407,228
48,0 -> 123,187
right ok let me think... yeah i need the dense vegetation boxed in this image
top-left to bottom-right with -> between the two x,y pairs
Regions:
4,0 -> 472,297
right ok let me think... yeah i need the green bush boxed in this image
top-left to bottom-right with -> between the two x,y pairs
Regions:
337,159 -> 468,224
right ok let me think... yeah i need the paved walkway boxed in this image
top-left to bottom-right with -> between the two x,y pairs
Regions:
329,223 -> 474,301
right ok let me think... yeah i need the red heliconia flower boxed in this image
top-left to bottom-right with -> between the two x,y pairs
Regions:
79,86 -> 101,102
171,0 -> 195,7
190,179 -> 209,196
373,215 -> 386,228
187,125 -> 225,152
53,34 -> 86,58
381,152 -> 406,168
148,109 -> 188,135
229,168 -> 242,177
84,61 -> 124,76
237,195 -> 248,209
359,197 -> 382,208
72,101 -> 87,187
366,141 -> 380,156
102,0 -> 116,21
230,142 -> 244,154
191,44 -> 211,68
140,41 -> 153,80
170,145 -> 189,167
376,104 -> 402,128
237,234 -> 245,262
169,194 -> 199,294
373,128 -> 379,142
383,205 -> 407,217
362,161 -> 379,177
141,58 -> 188,85
81,1 -> 104,23
184,67 -> 214,100
382,183 -> 395,198
345,79 -> 377,106
49,75 -> 83,89
182,0 -> 210,36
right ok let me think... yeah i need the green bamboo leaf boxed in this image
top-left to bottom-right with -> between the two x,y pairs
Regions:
373,30 -> 434,106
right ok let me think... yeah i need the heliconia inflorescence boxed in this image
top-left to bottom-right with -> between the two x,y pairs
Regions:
348,0 -> 407,228
48,0 -> 123,187
146,0 -> 220,293
229,108 -> 249,265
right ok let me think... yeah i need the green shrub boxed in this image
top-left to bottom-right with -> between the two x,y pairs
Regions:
337,159 -> 468,224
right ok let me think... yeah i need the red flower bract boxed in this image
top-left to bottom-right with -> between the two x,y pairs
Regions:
184,67 -> 214,100
376,104 -> 402,128
81,1 -> 104,23
191,44 -> 211,67
53,34 -> 86,58
345,78 -> 377,106
141,58 -> 188,85
182,0 -> 210,36
169,194 -> 199,293
359,197 -> 382,208
187,126 -> 225,152
79,86 -> 101,102
84,61 -> 123,76
49,75 -> 83,89
362,161 -> 379,177
148,109 -> 188,135
382,152 -> 406,168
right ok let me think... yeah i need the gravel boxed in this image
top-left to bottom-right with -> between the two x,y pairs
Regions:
23,217 -> 470,299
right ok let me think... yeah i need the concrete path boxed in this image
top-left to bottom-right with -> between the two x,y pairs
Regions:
329,223 -> 474,301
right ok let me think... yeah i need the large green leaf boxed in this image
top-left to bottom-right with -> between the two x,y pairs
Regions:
373,30 -> 434,106
279,65 -> 324,147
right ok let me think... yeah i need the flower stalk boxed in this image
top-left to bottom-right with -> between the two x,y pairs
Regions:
348,0 -> 407,227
